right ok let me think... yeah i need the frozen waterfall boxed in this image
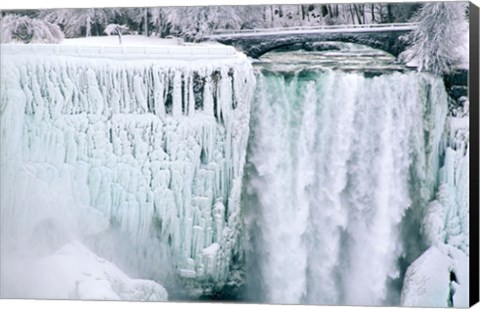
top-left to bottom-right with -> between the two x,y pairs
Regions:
0,45 -> 255,299
243,67 -> 467,306
0,43 -> 469,306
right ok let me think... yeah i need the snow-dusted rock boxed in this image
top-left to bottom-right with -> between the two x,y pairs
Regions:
401,244 -> 468,307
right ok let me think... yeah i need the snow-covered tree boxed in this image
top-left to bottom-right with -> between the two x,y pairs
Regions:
150,7 -> 171,37
40,8 -> 112,38
400,2 -> 468,75
104,24 -> 129,44
119,8 -> 150,36
167,6 -> 244,41
235,6 -> 266,29
1,14 -> 64,43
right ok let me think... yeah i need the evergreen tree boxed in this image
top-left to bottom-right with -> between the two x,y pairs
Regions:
400,2 -> 468,75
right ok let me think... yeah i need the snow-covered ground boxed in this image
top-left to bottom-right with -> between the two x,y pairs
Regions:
2,35 -> 238,60
2,242 -> 168,301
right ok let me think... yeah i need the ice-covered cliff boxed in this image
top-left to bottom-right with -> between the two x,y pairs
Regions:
0,44 -> 255,299
401,95 -> 470,307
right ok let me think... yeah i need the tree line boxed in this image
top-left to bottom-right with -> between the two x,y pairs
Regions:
1,3 -> 422,41
0,2 -> 469,75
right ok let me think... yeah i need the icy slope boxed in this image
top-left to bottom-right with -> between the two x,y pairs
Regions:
2,241 -> 168,301
0,44 -> 255,298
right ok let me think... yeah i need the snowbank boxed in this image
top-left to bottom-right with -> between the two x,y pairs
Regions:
1,242 -> 168,301
2,36 -> 238,60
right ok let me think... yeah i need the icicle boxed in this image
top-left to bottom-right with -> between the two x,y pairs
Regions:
172,70 -> 183,117
203,73 -> 214,117
188,72 -> 195,117
1,47 -> 255,297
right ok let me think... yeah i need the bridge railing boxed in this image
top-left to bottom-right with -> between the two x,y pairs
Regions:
209,22 -> 419,36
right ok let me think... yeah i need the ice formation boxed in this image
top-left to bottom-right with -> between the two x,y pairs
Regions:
244,68 -> 468,306
401,96 -> 470,307
0,44 -> 255,298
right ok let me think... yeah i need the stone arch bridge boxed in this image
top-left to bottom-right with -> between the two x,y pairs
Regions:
205,23 -> 418,58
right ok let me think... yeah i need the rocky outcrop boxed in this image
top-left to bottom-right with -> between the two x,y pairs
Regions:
443,69 -> 468,101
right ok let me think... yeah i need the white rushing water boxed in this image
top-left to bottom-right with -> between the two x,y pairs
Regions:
0,45 -> 255,299
243,54 -> 467,305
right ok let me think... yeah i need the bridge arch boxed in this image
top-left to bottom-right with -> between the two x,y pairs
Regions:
248,37 -> 401,58
205,23 -> 416,59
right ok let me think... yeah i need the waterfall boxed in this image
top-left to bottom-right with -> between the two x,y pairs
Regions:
0,44 -> 469,305
244,68 -> 450,306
